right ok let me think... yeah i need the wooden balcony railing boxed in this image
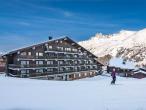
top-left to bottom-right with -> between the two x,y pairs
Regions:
8,64 -> 58,68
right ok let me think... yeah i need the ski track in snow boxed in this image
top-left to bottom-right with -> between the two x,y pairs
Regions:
0,74 -> 146,110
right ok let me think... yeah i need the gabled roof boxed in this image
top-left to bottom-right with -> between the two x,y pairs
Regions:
3,37 -> 100,62
4,36 -> 67,56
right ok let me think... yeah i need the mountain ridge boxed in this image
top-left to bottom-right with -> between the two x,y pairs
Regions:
79,28 -> 146,67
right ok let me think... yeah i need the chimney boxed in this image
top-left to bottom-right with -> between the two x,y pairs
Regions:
48,36 -> 53,40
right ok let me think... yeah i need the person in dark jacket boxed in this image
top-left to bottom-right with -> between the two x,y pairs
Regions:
111,68 -> 116,84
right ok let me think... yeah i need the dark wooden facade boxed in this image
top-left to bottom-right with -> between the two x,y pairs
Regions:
107,66 -> 133,77
0,56 -> 5,73
130,68 -> 146,79
3,37 -> 103,80
107,66 -> 146,79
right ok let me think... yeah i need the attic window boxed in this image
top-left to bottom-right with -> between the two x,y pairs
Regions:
60,41 -> 63,43
71,43 -> 75,45
56,40 -> 58,43
20,52 -> 27,56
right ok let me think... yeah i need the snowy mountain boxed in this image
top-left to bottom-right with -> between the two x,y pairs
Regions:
79,28 -> 146,67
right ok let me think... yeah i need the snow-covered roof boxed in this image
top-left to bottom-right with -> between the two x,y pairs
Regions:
109,57 -> 136,69
134,70 -> 146,75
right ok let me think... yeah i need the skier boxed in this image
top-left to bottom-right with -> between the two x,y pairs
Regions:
111,68 -> 116,84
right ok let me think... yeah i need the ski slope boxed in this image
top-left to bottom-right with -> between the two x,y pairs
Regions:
0,74 -> 146,110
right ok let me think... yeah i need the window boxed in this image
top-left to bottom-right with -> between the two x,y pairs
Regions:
21,70 -> 29,74
47,61 -> 53,65
74,60 -> 78,64
65,48 -> 71,52
74,67 -> 78,71
39,52 -> 43,56
47,68 -> 53,72
60,67 -> 64,72
74,55 -> 78,58
36,52 -> 43,57
60,40 -> 63,43
79,73 -> 81,77
57,46 -> 63,51
68,48 -> 71,51
66,54 -> 70,58
28,52 -> 31,56
17,51 -> 20,54
89,60 -> 93,64
36,61 -> 43,65
36,69 -> 44,73
20,52 -> 27,56
59,61 -> 63,65
49,45 -> 52,49
21,61 -> 29,65
72,49 -> 78,52
65,67 -> 70,71
78,60 -> 81,64
90,66 -> 93,69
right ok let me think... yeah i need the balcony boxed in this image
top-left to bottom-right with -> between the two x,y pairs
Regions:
45,49 -> 80,55
8,64 -> 58,69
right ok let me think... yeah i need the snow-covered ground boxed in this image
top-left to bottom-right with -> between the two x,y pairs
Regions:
0,74 -> 146,110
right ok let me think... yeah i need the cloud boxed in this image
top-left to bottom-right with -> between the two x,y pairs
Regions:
17,21 -> 31,26
62,11 -> 73,17
14,0 -> 74,18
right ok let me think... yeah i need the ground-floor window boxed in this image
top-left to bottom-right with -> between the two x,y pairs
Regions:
21,70 -> 29,74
